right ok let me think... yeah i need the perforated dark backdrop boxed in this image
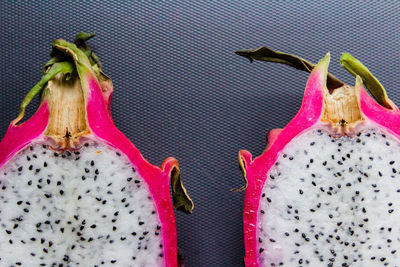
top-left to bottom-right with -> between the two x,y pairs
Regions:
1,1 -> 400,266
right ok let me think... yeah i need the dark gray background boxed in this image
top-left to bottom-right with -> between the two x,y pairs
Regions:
1,1 -> 400,266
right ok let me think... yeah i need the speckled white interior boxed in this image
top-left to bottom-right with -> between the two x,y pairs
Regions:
258,125 -> 400,267
0,141 -> 164,267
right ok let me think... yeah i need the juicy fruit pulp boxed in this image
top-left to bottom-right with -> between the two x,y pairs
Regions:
0,33 -> 193,267
0,141 -> 163,266
237,48 -> 400,266
259,128 -> 400,266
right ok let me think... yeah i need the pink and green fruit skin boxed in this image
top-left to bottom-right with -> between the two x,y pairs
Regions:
0,36 -> 192,266
240,55 -> 400,266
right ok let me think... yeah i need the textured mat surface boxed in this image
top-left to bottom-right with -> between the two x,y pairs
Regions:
1,1 -> 400,266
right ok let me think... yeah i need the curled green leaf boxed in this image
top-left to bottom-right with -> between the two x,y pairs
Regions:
15,61 -> 74,124
235,46 -> 344,91
170,167 -> 194,214
340,53 -> 392,109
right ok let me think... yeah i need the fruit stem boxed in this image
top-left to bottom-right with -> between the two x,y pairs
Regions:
235,46 -> 344,91
340,53 -> 392,109
14,61 -> 74,125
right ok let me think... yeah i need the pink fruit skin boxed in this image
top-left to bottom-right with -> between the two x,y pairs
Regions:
239,63 -> 400,267
0,61 -> 180,267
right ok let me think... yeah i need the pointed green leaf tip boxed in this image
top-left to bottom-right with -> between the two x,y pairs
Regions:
340,53 -> 392,109
315,52 -> 330,74
74,32 -> 96,45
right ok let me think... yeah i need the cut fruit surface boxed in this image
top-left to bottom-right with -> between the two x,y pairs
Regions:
237,48 -> 400,267
259,127 -> 400,266
0,33 -> 193,267
0,141 -> 163,266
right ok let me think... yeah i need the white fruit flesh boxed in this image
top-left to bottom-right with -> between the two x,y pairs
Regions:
0,141 -> 164,267
258,124 -> 400,267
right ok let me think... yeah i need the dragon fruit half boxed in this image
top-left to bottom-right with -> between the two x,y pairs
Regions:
236,47 -> 400,266
0,33 -> 193,267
